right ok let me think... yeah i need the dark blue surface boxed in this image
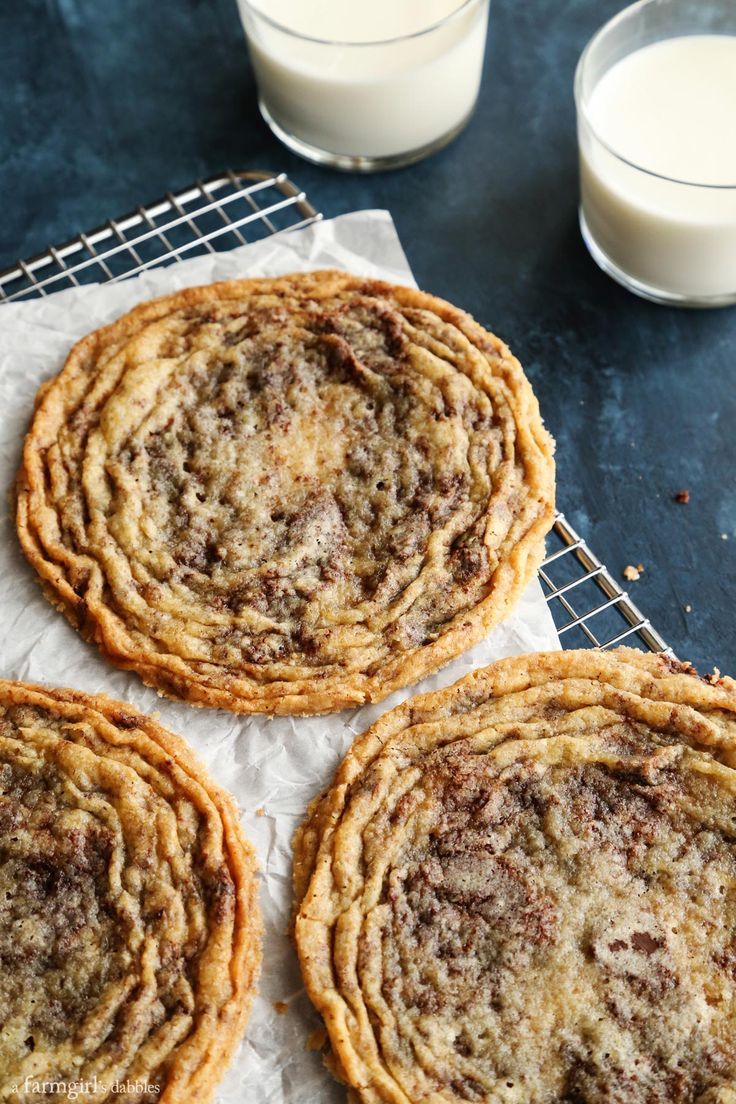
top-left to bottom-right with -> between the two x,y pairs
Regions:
2,0 -> 734,671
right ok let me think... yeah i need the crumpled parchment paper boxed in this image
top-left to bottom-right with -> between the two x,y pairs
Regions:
0,210 -> 560,1103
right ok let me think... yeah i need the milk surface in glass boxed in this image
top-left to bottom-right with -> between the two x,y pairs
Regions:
580,35 -> 736,300
240,0 -> 489,162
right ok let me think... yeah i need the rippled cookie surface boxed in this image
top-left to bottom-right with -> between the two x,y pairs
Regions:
294,648 -> 736,1103
0,681 -> 260,1103
17,271 -> 554,715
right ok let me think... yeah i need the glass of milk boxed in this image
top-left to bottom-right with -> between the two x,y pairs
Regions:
575,0 -> 736,307
237,0 -> 490,172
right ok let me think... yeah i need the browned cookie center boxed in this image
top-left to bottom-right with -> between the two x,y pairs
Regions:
370,752 -> 736,1102
0,755 -> 122,1055
105,300 -> 499,665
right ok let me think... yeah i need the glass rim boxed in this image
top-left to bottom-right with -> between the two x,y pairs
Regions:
574,0 -> 736,191
240,0 -> 483,48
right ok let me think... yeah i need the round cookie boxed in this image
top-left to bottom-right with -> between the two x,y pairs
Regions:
17,271 -> 554,715
0,680 -> 260,1103
294,648 -> 736,1103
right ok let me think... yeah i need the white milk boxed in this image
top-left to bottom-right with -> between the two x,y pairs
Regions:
239,0 -> 489,162
580,35 -> 736,301
251,0 -> 475,41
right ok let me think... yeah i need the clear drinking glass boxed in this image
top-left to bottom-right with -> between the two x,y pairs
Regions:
575,0 -> 736,307
237,0 -> 490,172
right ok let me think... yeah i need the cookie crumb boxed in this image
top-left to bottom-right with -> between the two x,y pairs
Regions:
307,1027 -> 327,1052
256,807 -> 266,817
623,564 -> 643,581
273,1001 -> 289,1015
674,489 -> 690,504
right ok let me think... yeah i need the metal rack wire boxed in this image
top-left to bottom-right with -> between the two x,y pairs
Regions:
541,513 -> 670,654
0,169 -> 671,656
0,170 -> 320,301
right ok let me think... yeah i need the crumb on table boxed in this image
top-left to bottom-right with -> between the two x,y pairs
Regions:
674,489 -> 690,504
256,807 -> 266,817
623,564 -> 644,582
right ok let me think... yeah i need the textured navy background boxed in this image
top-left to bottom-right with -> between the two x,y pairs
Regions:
1,0 -> 734,671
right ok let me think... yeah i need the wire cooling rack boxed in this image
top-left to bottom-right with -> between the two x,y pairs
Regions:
0,170 -> 319,300
0,168 -> 671,656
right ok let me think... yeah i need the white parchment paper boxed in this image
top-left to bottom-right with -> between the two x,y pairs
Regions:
0,211 -> 560,1103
